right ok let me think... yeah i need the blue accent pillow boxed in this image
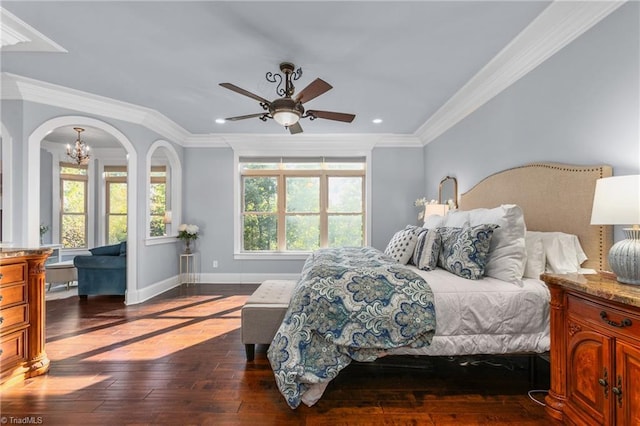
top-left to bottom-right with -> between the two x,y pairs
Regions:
89,243 -> 122,256
119,241 -> 127,256
438,224 -> 499,280
413,228 -> 441,271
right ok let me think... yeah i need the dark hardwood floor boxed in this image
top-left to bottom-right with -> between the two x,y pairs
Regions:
1,284 -> 560,425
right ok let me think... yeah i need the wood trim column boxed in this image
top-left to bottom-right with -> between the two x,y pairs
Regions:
545,282 -> 567,421
25,253 -> 51,378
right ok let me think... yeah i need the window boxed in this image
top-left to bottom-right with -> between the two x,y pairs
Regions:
105,166 -> 127,244
60,163 -> 88,248
149,166 -> 168,237
240,158 -> 365,252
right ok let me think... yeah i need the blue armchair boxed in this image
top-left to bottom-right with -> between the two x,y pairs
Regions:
74,242 -> 127,298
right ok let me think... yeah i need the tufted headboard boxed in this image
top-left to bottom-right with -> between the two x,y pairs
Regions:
458,163 -> 613,272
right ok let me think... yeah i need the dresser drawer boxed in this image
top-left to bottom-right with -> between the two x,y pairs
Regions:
0,283 -> 27,308
0,262 -> 27,286
0,329 -> 26,373
0,304 -> 28,330
567,294 -> 640,342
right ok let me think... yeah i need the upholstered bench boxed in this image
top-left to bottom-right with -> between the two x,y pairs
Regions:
45,260 -> 77,291
241,279 -> 297,361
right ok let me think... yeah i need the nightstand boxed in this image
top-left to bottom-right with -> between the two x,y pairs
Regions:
542,272 -> 640,425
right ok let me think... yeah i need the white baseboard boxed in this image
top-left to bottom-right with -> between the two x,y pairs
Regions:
125,275 -> 179,305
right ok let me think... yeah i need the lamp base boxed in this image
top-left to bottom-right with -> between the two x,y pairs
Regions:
609,228 -> 640,285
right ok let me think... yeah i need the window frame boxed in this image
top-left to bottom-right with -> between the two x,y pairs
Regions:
149,165 -> 168,237
104,165 -> 128,244
236,156 -> 369,259
59,162 -> 89,249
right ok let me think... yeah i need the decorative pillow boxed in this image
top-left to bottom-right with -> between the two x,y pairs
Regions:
438,224 -> 499,280
384,228 -> 419,264
413,228 -> 441,271
119,241 -> 127,257
89,243 -> 122,256
403,225 -> 427,265
528,231 -> 587,273
523,232 -> 545,279
468,204 -> 527,285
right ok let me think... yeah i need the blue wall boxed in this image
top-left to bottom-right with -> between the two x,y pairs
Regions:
424,2 -> 639,197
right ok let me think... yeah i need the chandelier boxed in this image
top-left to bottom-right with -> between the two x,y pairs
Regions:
67,127 -> 90,165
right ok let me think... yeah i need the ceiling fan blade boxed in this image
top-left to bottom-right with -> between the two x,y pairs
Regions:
307,110 -> 356,123
288,122 -> 303,134
219,83 -> 271,105
224,113 -> 267,121
295,78 -> 332,104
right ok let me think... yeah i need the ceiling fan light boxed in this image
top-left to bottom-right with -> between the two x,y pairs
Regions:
273,110 -> 301,127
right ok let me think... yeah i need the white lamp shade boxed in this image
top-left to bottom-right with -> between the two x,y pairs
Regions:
590,175 -> 640,225
424,203 -> 449,217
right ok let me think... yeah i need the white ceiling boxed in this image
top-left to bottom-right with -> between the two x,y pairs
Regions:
1,1 -> 555,140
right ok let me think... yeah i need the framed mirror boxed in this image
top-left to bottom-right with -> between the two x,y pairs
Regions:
438,176 -> 458,209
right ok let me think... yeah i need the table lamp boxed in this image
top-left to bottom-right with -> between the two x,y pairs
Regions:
590,175 -> 640,284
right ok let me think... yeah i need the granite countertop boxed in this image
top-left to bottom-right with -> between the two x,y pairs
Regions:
0,247 -> 54,259
542,272 -> 640,309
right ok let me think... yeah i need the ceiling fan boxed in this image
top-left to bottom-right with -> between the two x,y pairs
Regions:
219,62 -> 356,134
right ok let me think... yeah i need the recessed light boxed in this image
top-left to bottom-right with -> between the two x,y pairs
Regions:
372,118 -> 383,124
215,118 -> 226,124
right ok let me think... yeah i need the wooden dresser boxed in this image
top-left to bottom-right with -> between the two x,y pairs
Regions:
542,272 -> 640,425
0,248 -> 52,388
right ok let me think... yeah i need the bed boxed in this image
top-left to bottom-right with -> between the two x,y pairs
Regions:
267,162 -> 613,409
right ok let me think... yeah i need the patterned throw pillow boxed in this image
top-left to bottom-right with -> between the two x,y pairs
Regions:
438,224 -> 499,279
384,228 -> 419,264
413,228 -> 441,271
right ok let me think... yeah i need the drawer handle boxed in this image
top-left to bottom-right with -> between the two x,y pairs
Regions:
0,316 -> 3,324
600,311 -> 632,328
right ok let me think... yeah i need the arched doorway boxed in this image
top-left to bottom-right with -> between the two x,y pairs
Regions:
27,116 -> 137,304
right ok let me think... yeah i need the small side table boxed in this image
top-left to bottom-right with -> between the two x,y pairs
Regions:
179,253 -> 199,285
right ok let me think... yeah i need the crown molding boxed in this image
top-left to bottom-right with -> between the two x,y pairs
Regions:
1,72 -> 417,150
0,7 -> 67,52
1,72 -> 189,143
225,134 -> 379,155
415,0 -> 626,145
184,132 -> 421,149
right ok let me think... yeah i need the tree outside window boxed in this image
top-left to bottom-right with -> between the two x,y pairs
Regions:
241,159 -> 365,252
105,166 -> 127,244
60,163 -> 88,248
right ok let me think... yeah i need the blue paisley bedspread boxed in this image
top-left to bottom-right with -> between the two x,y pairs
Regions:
267,246 -> 436,408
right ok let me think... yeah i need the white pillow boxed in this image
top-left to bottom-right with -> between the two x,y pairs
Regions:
524,232 -> 546,279
384,228 -> 419,264
529,231 -> 587,273
423,214 -> 445,229
468,204 -> 527,285
443,210 -> 469,227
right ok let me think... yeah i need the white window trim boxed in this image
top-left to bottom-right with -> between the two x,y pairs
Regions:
231,140 -> 374,260
144,140 -> 183,246
53,155 -> 94,250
